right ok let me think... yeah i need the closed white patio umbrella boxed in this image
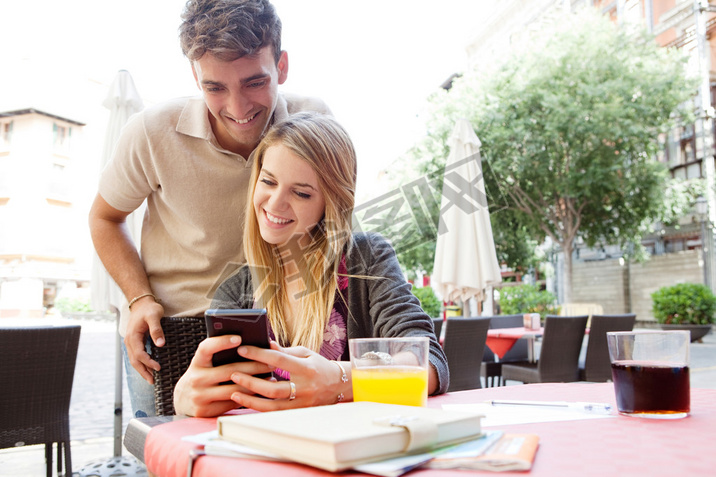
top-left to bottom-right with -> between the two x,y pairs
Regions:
91,69 -> 144,314
87,70 -> 145,470
432,118 -> 502,316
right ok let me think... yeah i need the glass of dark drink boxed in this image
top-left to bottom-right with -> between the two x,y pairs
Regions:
607,331 -> 690,419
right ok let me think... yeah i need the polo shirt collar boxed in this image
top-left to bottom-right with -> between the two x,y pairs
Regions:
176,94 -> 289,159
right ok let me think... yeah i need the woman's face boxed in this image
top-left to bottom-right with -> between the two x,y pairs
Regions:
253,144 -> 326,252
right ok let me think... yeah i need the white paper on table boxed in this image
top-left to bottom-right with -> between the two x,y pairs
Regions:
181,429 -> 218,445
354,430 -> 504,477
182,430 -> 286,461
442,403 -> 615,427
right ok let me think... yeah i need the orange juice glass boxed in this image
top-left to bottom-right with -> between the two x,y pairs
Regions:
349,337 -> 430,407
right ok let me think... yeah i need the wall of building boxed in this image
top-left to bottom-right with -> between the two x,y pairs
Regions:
629,250 -> 703,321
571,250 -> 703,321
0,110 -> 98,317
571,258 -> 627,315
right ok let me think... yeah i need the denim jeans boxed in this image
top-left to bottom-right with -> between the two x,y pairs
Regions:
122,340 -> 156,418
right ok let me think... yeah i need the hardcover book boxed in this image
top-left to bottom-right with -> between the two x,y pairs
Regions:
217,401 -> 483,471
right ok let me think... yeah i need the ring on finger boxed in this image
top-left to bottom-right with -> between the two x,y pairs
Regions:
288,381 -> 296,401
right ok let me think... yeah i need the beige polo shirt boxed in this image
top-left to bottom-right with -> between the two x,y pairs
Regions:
98,94 -> 331,335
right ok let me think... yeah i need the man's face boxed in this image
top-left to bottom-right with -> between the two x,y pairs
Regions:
192,47 -> 288,158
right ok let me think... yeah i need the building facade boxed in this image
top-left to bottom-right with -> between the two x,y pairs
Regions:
0,109 -> 94,317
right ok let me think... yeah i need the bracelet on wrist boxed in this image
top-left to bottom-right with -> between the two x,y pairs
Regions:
128,293 -> 160,310
333,361 -> 348,403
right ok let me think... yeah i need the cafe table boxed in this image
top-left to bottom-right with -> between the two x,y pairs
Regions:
125,383 -> 716,477
486,326 -> 544,361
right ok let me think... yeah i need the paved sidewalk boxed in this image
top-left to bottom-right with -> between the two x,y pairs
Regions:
688,326 -> 716,389
0,317 -> 713,476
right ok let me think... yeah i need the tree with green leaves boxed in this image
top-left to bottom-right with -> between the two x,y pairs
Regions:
397,9 -> 696,302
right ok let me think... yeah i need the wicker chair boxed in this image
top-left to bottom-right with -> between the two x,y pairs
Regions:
480,314 -> 529,387
150,317 -> 206,416
442,316 -> 491,392
579,314 -> 636,382
0,325 -> 81,477
432,317 -> 444,342
501,315 -> 588,384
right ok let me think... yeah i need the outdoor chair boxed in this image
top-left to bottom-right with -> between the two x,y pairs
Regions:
151,317 -> 206,416
480,313 -> 529,387
501,315 -> 588,384
0,325 -> 81,477
579,313 -> 636,382
432,317 -> 444,342
442,316 -> 491,392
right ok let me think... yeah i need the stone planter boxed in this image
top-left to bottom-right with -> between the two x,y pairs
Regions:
659,324 -> 713,343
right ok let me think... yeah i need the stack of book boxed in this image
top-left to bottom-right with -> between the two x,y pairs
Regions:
191,401 -> 539,475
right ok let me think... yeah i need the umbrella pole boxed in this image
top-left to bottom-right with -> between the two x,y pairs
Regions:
76,306 -> 148,476
113,306 -> 122,456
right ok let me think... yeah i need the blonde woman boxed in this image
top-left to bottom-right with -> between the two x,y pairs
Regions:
174,113 -> 448,417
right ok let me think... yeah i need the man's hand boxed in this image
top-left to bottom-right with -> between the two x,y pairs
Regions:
124,297 -> 166,384
90,193 -> 165,383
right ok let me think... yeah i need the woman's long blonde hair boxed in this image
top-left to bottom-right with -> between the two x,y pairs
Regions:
244,112 -> 357,351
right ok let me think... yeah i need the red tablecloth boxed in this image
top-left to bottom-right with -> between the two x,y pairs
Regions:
143,384 -> 716,477
485,327 -> 543,358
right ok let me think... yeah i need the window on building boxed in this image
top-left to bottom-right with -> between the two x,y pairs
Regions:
51,162 -> 66,179
46,159 -> 70,200
680,125 -> 695,163
623,0 -> 642,23
52,123 -> 72,156
663,235 -> 701,254
664,238 -> 685,253
665,129 -> 679,167
0,120 -> 11,152
642,240 -> 657,256
0,121 -> 10,199
668,124 -> 701,179
48,120 -> 77,201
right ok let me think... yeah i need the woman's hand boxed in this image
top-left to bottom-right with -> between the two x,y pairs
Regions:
173,335 -> 275,417
228,342 -> 353,412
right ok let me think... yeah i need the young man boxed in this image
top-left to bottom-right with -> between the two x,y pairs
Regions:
88,0 -> 330,417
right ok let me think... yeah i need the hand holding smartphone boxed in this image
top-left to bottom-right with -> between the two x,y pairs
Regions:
204,309 -> 271,374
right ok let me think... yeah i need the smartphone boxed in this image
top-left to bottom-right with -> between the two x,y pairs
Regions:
204,308 -> 271,368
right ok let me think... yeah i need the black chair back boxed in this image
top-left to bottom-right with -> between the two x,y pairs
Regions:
0,325 -> 81,476
443,317 -> 491,392
537,315 -> 589,382
581,314 -> 636,382
432,317 -> 444,342
151,317 -> 206,416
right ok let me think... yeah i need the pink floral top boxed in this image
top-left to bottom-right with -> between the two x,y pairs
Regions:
272,257 -> 349,380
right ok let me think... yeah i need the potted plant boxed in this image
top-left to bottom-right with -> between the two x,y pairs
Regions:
54,294 -> 114,321
651,283 -> 715,342
411,286 -> 442,319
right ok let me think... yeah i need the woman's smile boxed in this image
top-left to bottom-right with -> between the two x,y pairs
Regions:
263,209 -> 294,226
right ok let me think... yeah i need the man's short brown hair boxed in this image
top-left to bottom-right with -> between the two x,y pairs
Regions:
179,0 -> 282,63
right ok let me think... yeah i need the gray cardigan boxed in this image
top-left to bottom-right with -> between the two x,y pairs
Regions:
211,233 -> 449,394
